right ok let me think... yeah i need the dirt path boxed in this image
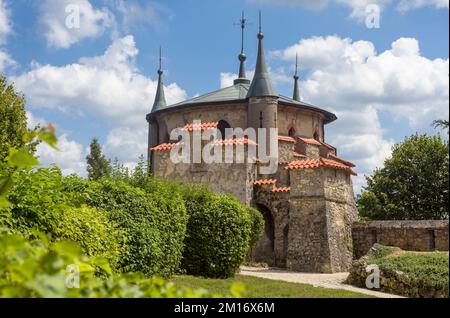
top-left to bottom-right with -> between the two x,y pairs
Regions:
239,266 -> 404,298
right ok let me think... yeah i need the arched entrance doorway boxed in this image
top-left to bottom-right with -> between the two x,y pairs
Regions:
253,204 -> 275,266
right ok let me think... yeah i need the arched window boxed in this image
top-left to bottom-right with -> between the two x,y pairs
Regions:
313,128 -> 320,141
288,127 -> 296,137
217,120 -> 231,140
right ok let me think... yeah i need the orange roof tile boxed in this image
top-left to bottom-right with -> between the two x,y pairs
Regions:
293,151 -> 306,158
285,158 -> 357,176
272,186 -> 291,193
254,179 -> 277,185
278,135 -> 296,143
151,142 -> 179,152
329,154 -> 356,168
320,141 -> 336,151
212,138 -> 258,147
182,121 -> 219,132
298,137 -> 322,147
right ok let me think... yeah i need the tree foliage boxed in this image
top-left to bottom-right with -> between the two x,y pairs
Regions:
0,74 -> 29,162
86,138 -> 111,180
357,134 -> 449,220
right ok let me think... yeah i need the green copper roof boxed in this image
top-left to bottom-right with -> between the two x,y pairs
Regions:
147,82 -> 337,124
151,48 -> 167,113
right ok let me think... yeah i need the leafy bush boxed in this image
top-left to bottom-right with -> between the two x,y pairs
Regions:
54,206 -> 128,270
247,207 -> 264,248
1,168 -> 82,234
63,178 -> 188,277
0,231 -> 227,298
180,187 -> 253,278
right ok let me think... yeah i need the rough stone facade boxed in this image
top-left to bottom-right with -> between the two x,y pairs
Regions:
352,220 -> 449,259
150,101 -> 359,273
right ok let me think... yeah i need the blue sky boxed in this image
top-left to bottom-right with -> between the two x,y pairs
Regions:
0,0 -> 448,192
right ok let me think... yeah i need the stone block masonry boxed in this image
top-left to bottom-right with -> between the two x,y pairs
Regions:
352,220 -> 449,259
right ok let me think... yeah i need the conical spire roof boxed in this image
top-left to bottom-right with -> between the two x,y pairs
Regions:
247,12 -> 277,98
152,47 -> 167,112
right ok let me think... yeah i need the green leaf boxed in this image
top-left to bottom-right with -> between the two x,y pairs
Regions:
0,196 -> 10,209
38,130 -> 59,150
6,148 -> 40,169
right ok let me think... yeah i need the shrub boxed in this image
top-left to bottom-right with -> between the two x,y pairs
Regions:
75,178 -> 188,277
54,206 -> 128,270
0,231 -> 229,298
247,207 -> 264,248
1,168 -> 82,234
180,187 -> 253,278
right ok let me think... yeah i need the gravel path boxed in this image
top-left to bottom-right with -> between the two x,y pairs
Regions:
240,266 -> 404,298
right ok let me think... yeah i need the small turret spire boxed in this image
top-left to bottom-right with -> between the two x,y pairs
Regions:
152,46 -> 167,112
234,11 -> 250,85
247,11 -> 277,98
293,53 -> 301,101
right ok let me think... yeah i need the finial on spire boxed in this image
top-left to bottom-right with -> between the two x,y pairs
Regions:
152,46 -> 167,112
234,11 -> 250,85
258,10 -> 262,35
293,52 -> 301,101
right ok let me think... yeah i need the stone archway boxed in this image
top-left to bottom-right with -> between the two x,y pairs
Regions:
253,204 -> 276,266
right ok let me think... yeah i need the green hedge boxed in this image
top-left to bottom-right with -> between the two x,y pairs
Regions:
179,187 -> 253,278
77,178 -> 188,277
247,207 -> 264,248
54,206 -> 128,270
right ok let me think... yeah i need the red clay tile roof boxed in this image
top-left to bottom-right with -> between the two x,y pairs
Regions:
151,142 -> 179,152
272,186 -> 291,193
212,138 -> 258,147
320,141 -> 336,151
293,151 -> 306,158
254,179 -> 277,185
182,121 -> 219,132
298,137 -> 323,146
329,154 -> 356,168
285,158 -> 357,176
278,135 -> 296,143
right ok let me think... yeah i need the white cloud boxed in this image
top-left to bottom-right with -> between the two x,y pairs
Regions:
104,126 -> 148,164
114,0 -> 171,31
0,49 -> 15,72
37,134 -> 87,176
336,0 -> 391,22
26,112 -> 87,176
13,35 -> 187,126
15,35 -> 187,175
272,35 -> 449,192
397,0 -> 449,12
38,0 -> 114,49
0,0 -> 11,45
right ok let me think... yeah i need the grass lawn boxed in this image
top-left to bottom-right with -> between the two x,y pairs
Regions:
171,275 -> 374,298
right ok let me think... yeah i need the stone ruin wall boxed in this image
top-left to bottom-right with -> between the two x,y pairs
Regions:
352,220 -> 449,259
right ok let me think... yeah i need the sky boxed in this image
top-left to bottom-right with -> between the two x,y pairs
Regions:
0,0 -> 448,193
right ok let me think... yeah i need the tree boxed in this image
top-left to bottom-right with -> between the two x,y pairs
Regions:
130,154 -> 149,188
357,134 -> 449,220
433,119 -> 449,133
0,74 -> 29,162
86,138 -> 111,180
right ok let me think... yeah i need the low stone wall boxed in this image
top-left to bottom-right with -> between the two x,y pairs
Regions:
352,220 -> 449,259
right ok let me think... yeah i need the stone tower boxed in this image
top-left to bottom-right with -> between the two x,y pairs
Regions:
246,13 -> 278,155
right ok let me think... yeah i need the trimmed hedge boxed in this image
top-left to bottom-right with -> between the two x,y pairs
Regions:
180,187 -> 253,278
247,207 -> 264,248
54,206 -> 128,270
69,178 -> 189,277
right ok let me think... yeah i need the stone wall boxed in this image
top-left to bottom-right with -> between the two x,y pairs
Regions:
277,104 -> 324,140
153,148 -> 256,205
287,167 -> 357,273
352,220 -> 449,259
